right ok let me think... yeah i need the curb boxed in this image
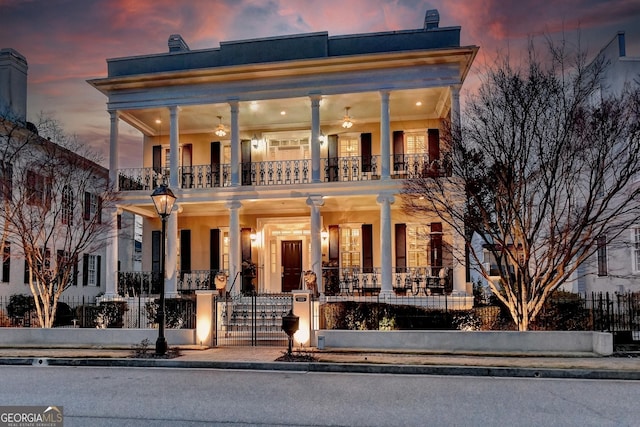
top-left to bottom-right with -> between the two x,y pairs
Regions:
2,357 -> 639,381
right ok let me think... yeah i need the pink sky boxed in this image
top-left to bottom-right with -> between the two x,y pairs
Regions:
1,0 -> 639,168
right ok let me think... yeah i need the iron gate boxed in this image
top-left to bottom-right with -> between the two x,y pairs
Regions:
214,292 -> 293,346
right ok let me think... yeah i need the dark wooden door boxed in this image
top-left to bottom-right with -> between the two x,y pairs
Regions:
281,240 -> 302,292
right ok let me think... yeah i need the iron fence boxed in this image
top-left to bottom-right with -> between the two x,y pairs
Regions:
0,294 -> 196,329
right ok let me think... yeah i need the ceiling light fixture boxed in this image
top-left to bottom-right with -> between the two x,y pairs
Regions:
342,107 -> 353,129
214,116 -> 227,137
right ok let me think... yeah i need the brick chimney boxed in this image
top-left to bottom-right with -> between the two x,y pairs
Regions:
168,34 -> 190,53
424,9 -> 440,30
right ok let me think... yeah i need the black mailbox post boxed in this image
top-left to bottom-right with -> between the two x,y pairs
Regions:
281,309 -> 299,355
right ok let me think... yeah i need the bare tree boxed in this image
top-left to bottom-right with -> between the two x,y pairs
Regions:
0,114 -> 118,327
402,38 -> 640,330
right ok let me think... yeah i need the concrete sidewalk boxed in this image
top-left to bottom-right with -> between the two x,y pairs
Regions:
0,345 -> 638,380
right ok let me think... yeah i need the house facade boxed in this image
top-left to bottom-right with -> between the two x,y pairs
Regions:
0,48 -> 114,301
577,32 -> 640,294
90,10 -> 478,300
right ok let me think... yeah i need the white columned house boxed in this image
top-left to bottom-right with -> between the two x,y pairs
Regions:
89,9 -> 478,307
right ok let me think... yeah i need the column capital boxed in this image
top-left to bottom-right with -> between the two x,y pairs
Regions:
306,195 -> 325,208
379,90 -> 391,99
228,98 -> 240,109
376,194 -> 395,205
108,109 -> 120,120
226,200 -> 242,210
309,93 -> 322,103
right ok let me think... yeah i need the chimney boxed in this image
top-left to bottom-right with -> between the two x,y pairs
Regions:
424,9 -> 440,30
617,31 -> 626,57
168,34 -> 190,53
0,48 -> 28,122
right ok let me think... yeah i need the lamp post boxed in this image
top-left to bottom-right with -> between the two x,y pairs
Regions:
151,184 -> 177,355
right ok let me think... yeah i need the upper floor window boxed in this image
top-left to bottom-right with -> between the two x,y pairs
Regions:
339,137 -> 359,157
405,133 -> 426,155
62,185 -> 74,225
0,161 -> 12,200
597,235 -> 608,276
26,170 -> 51,207
83,192 -> 102,223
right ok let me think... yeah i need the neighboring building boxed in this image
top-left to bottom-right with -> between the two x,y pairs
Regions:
576,32 -> 640,294
0,48 -> 112,301
89,10 -> 478,300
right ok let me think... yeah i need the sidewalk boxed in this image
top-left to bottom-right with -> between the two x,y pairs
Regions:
0,346 -> 638,380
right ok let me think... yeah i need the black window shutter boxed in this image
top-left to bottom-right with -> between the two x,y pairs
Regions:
328,225 -> 339,262
97,197 -> 103,224
362,224 -> 373,273
241,140 -> 252,186
395,223 -> 407,269
428,129 -> 440,162
153,145 -> 162,173
151,230 -> 161,273
73,255 -> 78,286
180,230 -> 191,273
96,255 -> 102,287
83,192 -> 91,220
327,135 -> 339,182
241,228 -> 251,262
24,260 -> 29,284
211,141 -> 221,187
430,222 -> 443,275
2,243 -> 9,283
361,133 -> 372,173
210,229 -> 220,271
82,254 -> 89,286
393,130 -> 405,171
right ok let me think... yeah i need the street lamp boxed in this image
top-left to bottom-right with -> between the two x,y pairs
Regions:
150,184 -> 177,355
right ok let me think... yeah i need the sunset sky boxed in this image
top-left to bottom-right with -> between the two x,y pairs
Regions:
2,0 -> 640,167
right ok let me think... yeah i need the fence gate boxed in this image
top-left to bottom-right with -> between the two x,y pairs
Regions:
214,292 -> 293,346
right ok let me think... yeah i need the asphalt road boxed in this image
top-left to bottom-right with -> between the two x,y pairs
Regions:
1,365 -> 639,426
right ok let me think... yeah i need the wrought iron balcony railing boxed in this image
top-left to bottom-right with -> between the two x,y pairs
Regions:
117,154 -> 450,191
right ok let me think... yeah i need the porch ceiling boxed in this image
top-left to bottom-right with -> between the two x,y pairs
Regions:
121,87 -> 448,136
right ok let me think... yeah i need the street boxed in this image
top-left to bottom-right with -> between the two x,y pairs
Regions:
0,365 -> 638,426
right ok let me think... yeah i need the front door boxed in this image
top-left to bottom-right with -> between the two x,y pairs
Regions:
281,240 -> 302,292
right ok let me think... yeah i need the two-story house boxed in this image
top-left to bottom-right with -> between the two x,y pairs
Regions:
89,9 -> 478,301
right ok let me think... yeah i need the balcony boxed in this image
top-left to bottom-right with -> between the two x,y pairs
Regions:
117,154 -> 449,191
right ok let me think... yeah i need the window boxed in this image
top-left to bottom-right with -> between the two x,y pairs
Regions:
62,185 -> 74,225
597,235 -> 608,276
405,133 -> 426,155
83,192 -> 101,223
407,225 -> 428,267
83,254 -> 101,286
339,137 -> 359,157
340,226 -> 361,268
0,161 -> 12,200
633,228 -> 640,273
26,170 -> 51,207
57,250 -> 78,286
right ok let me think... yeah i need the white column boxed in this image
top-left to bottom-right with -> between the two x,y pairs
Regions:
452,228 -> 468,294
377,193 -> 395,297
227,201 -> 242,293
169,106 -> 180,189
229,100 -> 240,186
450,85 -> 461,131
105,110 -> 119,297
165,206 -> 179,296
306,195 -> 324,294
310,94 -> 321,183
379,91 -> 391,180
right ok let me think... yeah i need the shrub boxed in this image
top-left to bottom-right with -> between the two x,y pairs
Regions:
145,297 -> 195,329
